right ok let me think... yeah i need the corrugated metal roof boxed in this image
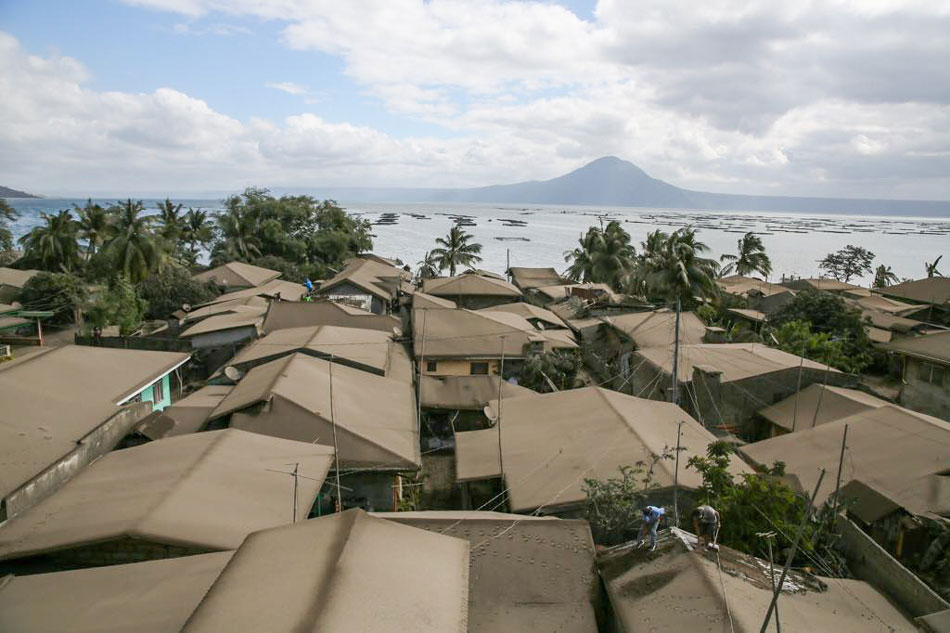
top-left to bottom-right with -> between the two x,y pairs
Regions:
193,262 -> 281,288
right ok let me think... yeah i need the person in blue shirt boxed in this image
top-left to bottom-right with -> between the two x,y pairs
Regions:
304,278 -> 314,293
637,505 -> 666,551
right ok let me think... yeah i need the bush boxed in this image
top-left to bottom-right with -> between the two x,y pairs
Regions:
248,255 -> 327,284
139,264 -> 219,319
517,351 -> 581,392
85,279 -> 146,336
19,272 -> 89,325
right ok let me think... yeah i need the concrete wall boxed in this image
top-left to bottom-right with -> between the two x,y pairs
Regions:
899,357 -> 950,421
319,282 -> 388,314
139,374 -> 172,411
188,325 -> 258,350
422,358 -> 501,376
837,514 -> 950,618
2,402 -> 153,521
74,334 -> 192,352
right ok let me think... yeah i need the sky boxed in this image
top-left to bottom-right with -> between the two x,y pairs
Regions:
1,0 -> 949,199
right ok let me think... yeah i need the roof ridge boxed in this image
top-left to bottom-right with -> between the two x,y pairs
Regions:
296,509 -> 364,631
596,387 -> 683,480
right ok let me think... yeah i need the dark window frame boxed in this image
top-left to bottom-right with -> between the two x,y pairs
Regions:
470,362 -> 490,375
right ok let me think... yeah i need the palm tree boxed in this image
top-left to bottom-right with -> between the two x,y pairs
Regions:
720,232 -> 772,278
430,225 -> 483,276
416,251 -> 440,280
181,208 -> 214,264
156,198 -> 185,243
0,199 -> 16,223
18,210 -> 81,272
563,221 -> 636,290
873,264 -> 899,288
103,199 -> 162,284
925,256 -> 943,278
214,205 -> 261,263
74,198 -> 109,260
641,226 -> 719,306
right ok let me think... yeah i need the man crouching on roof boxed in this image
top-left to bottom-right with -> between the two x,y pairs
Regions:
636,505 -> 665,551
693,504 -> 721,550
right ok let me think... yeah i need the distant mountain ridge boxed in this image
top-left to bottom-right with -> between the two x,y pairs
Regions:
0,186 -> 41,198
318,156 -> 950,216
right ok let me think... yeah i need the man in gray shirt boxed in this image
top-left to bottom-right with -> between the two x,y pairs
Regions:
692,505 -> 721,549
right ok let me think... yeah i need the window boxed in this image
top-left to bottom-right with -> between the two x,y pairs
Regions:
470,362 -> 490,375
152,378 -> 164,403
919,362 -> 945,386
426,360 -> 438,372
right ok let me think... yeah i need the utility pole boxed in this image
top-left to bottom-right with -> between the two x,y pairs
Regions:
757,531 -> 781,633
291,462 -> 299,522
329,354 -> 343,512
831,424 -> 849,519
506,249 -> 510,281
671,297 -> 681,405
759,468 -> 826,633
673,420 -> 684,527
496,336 -> 507,497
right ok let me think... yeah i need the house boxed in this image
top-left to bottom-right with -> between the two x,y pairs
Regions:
260,298 -> 401,334
742,405 -> 950,518
192,261 -> 281,290
630,342 -> 851,434
479,301 -> 568,329
757,383 -> 890,436
784,277 -> 870,296
316,256 -> 409,313
379,511 -> 602,633
421,375 -> 537,412
175,295 -> 269,326
507,266 -> 571,292
422,273 -> 523,309
0,551 -> 233,633
718,274 -> 796,314
221,324 -> 412,381
875,277 -> 950,324
135,384 -> 234,440
855,307 -> 938,345
0,345 -> 190,521
412,290 -> 458,310
180,509 -> 470,633
531,282 -> 623,306
598,530 -> 914,633
198,278 -> 307,307
887,330 -> 950,420
178,307 -> 265,350
454,387 -> 750,515
413,307 -> 577,378
0,267 -> 39,303
207,353 -> 419,510
0,429 -> 334,572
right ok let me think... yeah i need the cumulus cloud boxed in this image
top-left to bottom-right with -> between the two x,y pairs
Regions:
5,0 -> 950,198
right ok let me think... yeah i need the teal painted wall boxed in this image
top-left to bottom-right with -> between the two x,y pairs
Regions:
141,374 -> 172,411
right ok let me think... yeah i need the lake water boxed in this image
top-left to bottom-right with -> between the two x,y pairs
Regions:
6,198 -> 949,285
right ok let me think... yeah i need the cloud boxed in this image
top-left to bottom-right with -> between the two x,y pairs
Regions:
265,81 -> 308,95
6,0 -> 950,198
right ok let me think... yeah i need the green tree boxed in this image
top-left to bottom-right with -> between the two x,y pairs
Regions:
770,320 -> 855,372
925,255 -> 943,278
564,221 -> 636,290
518,351 -> 580,392
818,245 -> 874,282
687,441 -> 847,574
156,198 -> 185,245
85,279 -> 146,336
0,199 -> 16,256
720,232 -> 772,278
769,291 -> 872,373
19,272 -> 89,325
415,251 -> 440,281
139,263 -> 218,319
639,226 -> 719,307
430,225 -> 483,276
872,264 -> 899,288
74,199 -> 109,261
103,199 -> 163,284
180,208 -> 214,266
18,210 -> 81,272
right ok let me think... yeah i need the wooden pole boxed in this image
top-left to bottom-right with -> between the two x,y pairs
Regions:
673,420 -> 683,527
767,536 -> 781,633
831,424 -> 850,519
790,344 -> 805,432
417,309 -> 427,440
810,362 -> 832,428
292,462 -> 299,522
496,335 -> 507,500
759,469 -> 826,633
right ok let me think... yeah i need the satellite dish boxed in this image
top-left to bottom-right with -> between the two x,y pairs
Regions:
182,303 -> 192,312
224,366 -> 243,383
392,327 -> 402,338
483,405 -> 497,422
